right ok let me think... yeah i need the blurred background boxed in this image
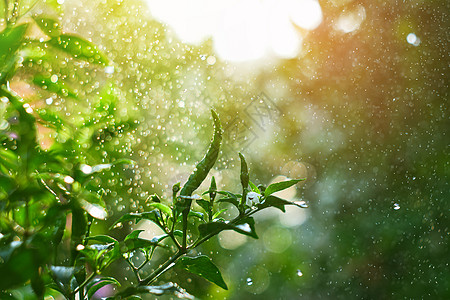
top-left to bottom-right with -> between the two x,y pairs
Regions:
15,0 -> 450,298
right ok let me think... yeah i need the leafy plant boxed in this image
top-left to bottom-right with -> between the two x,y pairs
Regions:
104,110 -> 306,299
0,1 -> 306,299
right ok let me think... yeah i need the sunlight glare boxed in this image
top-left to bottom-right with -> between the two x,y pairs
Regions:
289,0 -> 323,30
145,0 -> 323,61
214,0 -> 267,62
268,2 -> 303,59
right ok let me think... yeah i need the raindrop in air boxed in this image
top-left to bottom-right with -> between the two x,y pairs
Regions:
406,33 -> 420,46
105,66 -> 115,74
246,278 -> 253,286
64,176 -> 74,184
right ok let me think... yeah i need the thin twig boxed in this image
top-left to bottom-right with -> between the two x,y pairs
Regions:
72,271 -> 95,295
125,257 -> 141,283
139,250 -> 185,286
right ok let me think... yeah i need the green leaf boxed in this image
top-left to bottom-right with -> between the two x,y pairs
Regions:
121,238 -> 163,253
86,277 -> 120,300
150,230 -> 182,244
31,274 -> 45,298
0,75 -> 37,161
32,74 -> 78,99
0,23 -> 28,77
125,230 -> 144,241
33,16 -> 62,37
147,194 -> 161,203
0,148 -> 19,170
217,191 -> 240,208
257,195 -> 308,212
233,217 -> 258,239
212,208 -> 227,220
35,108 -> 66,129
110,213 -> 143,229
264,179 -> 304,197
177,255 -> 228,290
85,236 -> 120,271
249,181 -> 260,194
188,210 -> 205,221
48,34 -> 109,65
0,242 -> 44,290
147,203 -> 172,216
141,210 -> 164,227
198,217 -> 258,239
110,211 -> 163,230
122,230 -> 167,252
197,221 -> 226,237
71,206 -> 87,263
217,197 -> 240,208
86,235 -> 118,244
196,199 -> 212,214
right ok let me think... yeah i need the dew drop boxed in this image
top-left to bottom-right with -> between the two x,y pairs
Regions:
64,176 -> 74,184
297,270 -> 303,277
294,200 -> 308,208
80,164 -> 93,174
113,222 -> 123,229
394,203 -> 400,210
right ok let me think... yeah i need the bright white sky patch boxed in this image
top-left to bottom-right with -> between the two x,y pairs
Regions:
145,0 -> 323,61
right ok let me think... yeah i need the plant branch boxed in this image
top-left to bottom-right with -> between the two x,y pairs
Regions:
168,231 -> 181,250
72,271 -> 95,295
125,257 -> 141,282
181,209 -> 188,249
139,249 -> 186,286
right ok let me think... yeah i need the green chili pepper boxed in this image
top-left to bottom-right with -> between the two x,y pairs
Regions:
179,109 -> 222,248
180,110 -> 222,197
239,153 -> 249,211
